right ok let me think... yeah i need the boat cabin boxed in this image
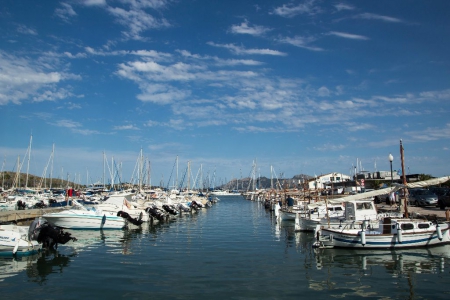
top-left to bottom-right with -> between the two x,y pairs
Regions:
381,218 -> 434,234
344,200 -> 378,221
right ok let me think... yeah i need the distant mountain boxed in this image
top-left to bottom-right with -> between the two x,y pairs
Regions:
219,174 -> 313,191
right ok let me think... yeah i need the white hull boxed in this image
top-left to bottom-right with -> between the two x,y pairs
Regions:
315,220 -> 450,249
0,224 -> 41,256
92,203 -> 149,222
44,214 -> 125,229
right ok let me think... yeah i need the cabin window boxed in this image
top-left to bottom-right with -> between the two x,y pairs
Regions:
418,223 -> 430,229
356,203 -> 364,210
401,223 -> 414,230
363,202 -> 372,209
335,207 -> 343,211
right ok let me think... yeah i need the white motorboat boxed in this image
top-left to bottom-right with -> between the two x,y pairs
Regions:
295,199 -> 402,232
281,202 -> 345,222
313,217 -> 450,249
0,219 -> 76,256
89,197 -> 150,223
43,201 -> 127,229
0,224 -> 41,256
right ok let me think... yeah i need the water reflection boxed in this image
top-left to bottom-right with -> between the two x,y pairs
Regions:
313,245 -> 449,275
0,253 -> 41,282
27,250 -> 74,284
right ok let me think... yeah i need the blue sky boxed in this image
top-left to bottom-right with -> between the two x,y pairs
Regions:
1,0 -> 450,187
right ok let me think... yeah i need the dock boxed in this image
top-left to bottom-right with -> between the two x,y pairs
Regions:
0,207 -> 67,225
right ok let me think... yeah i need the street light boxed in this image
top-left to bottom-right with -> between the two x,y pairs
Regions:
388,153 -> 394,185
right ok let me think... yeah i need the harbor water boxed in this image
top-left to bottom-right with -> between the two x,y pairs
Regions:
1,195 -> 450,299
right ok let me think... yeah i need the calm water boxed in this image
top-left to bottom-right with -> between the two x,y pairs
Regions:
1,196 -> 450,299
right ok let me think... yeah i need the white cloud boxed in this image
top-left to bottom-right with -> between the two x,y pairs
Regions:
355,13 -> 403,23
16,24 -> 37,35
55,3 -> 77,22
107,6 -> 171,40
230,20 -> 272,36
207,42 -> 287,56
113,125 -> 140,130
329,31 -> 369,40
53,119 -> 81,128
120,0 -> 171,10
0,52 -> 76,105
317,86 -> 330,97
271,0 -> 322,18
277,36 -> 323,51
335,3 -> 355,11
137,83 -> 190,104
214,58 -> 264,66
33,88 -> 74,102
64,51 -> 87,58
82,0 -> 107,6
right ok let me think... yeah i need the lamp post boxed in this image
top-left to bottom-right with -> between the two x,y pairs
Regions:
388,153 -> 394,185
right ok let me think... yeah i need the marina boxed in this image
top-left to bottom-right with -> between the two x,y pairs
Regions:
0,196 -> 449,299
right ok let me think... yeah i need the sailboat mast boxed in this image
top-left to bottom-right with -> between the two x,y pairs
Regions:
187,161 -> 191,192
400,139 -> 408,218
25,134 -> 32,188
50,144 -> 54,190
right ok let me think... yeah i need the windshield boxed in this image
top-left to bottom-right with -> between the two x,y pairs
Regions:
415,190 -> 435,196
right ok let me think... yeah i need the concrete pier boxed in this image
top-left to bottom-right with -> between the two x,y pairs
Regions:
0,207 -> 67,225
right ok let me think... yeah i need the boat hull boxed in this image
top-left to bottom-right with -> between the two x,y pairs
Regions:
0,226 -> 41,256
316,226 -> 450,249
44,214 -> 126,229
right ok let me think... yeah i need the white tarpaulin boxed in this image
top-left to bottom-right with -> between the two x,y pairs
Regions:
406,176 -> 450,189
327,176 -> 450,204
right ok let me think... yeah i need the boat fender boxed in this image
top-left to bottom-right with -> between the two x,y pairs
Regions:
359,230 -> 366,246
397,224 -> 403,243
13,240 -> 20,255
436,223 -> 443,241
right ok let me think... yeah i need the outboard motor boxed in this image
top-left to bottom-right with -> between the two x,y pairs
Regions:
162,204 -> 179,216
177,203 -> 191,212
29,219 -> 77,250
34,200 -> 47,209
16,200 -> 26,210
190,201 -> 201,211
145,205 -> 167,222
117,211 -> 144,226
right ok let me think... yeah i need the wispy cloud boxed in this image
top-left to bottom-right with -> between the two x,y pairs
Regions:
16,24 -> 38,35
230,20 -> 272,36
355,13 -> 403,23
329,31 -> 369,40
83,47 -> 172,61
277,36 -> 323,51
271,0 -> 322,18
334,3 -> 355,11
113,124 -> 140,130
207,42 -> 287,56
0,51 -> 76,105
81,0 -> 107,6
54,2 -> 77,22
107,6 -> 171,40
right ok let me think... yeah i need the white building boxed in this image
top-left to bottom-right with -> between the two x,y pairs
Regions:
307,172 -> 351,190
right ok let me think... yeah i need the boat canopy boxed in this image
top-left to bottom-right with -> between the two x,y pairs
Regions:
327,176 -> 450,204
